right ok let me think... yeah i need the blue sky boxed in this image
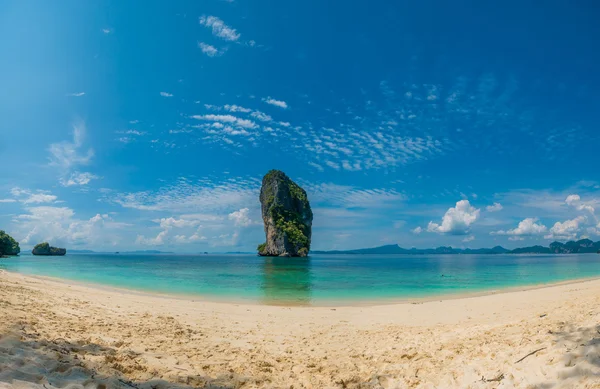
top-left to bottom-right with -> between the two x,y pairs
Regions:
1,0 -> 599,252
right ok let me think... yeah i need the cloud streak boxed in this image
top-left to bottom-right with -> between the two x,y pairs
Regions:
199,15 -> 240,42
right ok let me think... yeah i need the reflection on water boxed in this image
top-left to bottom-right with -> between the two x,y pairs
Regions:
261,257 -> 312,305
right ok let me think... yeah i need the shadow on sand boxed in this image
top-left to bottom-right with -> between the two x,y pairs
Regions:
0,325 -> 238,389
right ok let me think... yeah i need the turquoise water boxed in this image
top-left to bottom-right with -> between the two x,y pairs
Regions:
1,253 -> 600,305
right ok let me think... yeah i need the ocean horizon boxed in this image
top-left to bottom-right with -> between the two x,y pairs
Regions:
2,253 -> 600,305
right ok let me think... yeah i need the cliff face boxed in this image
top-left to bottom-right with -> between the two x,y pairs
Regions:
258,170 -> 313,257
32,242 -> 66,256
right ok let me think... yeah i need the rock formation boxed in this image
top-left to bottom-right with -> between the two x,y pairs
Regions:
32,242 -> 67,256
257,170 -> 313,257
0,230 -> 20,256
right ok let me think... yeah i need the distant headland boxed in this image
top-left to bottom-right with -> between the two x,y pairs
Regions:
313,239 -> 600,255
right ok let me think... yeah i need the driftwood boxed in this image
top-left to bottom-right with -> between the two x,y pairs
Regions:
515,347 -> 547,363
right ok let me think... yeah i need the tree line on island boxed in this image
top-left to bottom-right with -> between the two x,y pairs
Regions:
0,231 -> 66,257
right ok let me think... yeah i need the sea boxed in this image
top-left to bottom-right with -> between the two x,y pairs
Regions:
1,253 -> 599,305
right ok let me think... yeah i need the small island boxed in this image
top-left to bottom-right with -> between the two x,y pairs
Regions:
0,230 -> 20,257
257,170 -> 313,257
32,242 -> 67,256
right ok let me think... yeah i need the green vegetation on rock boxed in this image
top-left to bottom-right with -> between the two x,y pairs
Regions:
32,242 -> 67,256
0,230 -> 20,256
257,242 -> 267,254
258,170 -> 313,257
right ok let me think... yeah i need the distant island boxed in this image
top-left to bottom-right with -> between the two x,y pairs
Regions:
0,230 -> 20,257
313,239 -> 600,255
32,242 -> 66,256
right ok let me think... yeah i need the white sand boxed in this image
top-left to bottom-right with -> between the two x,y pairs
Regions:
0,269 -> 599,388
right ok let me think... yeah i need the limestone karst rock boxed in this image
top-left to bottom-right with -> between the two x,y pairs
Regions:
257,170 -> 312,257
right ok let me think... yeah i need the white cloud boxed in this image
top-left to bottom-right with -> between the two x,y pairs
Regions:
228,208 -> 252,227
308,161 -> 324,172
157,217 -> 201,229
492,218 -> 547,236
10,188 -> 58,204
251,111 -> 272,122
124,130 -> 145,136
463,235 -> 475,242
486,202 -> 503,212
199,15 -> 240,41
102,28 -> 111,34
263,97 -> 288,109
544,216 -> 587,240
198,42 -> 224,57
22,193 -> 57,204
305,183 -> 405,209
191,114 -> 258,129
412,226 -> 423,234
426,200 -> 480,235
67,92 -> 85,97
136,230 -> 169,246
565,194 -> 595,214
160,92 -> 173,97
48,122 -> 94,170
13,207 -> 127,247
60,172 -> 99,187
224,105 -> 252,113
112,176 -> 259,213
189,233 -> 207,242
0,199 -> 17,203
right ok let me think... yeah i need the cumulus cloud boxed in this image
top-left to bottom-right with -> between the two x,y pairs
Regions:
13,207 -> 127,247
199,15 -> 240,41
426,200 -> 480,235
136,230 -> 169,246
228,208 -> 252,227
463,235 -> 475,242
492,218 -> 547,236
412,226 -> 423,234
160,92 -> 173,97
486,202 -> 503,212
157,217 -> 201,229
263,97 -> 288,109
565,194 -> 595,214
544,216 -> 587,240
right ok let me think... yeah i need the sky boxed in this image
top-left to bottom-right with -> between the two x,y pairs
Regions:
1,0 -> 599,252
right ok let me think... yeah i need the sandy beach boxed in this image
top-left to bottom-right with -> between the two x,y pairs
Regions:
1,270 -> 599,389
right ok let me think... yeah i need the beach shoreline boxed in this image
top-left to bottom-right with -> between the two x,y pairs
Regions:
4,269 -> 600,307
1,269 -> 599,388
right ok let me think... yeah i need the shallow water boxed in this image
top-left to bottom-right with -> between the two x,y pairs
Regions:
1,253 -> 600,305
